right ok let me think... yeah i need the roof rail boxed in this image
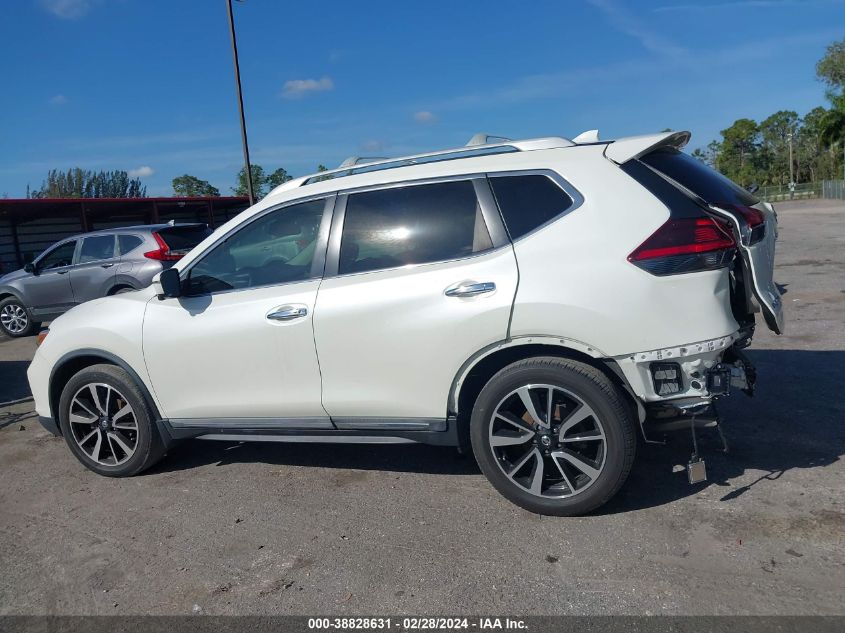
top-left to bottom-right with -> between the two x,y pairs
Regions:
466,133 -> 512,146
299,136 -> 575,187
338,156 -> 389,168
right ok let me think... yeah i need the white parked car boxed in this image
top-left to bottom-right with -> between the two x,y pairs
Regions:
27,131 -> 783,515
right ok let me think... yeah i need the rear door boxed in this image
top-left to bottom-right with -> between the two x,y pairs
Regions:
313,177 -> 517,425
69,234 -> 119,303
638,149 -> 784,334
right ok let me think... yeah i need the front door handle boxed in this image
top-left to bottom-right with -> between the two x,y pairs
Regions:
57,269 -> 70,275
444,281 -> 496,297
266,305 -> 308,321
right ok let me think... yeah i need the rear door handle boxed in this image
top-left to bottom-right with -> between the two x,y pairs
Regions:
444,281 -> 496,297
57,269 -> 69,275
101,263 -> 115,268
266,305 -> 308,321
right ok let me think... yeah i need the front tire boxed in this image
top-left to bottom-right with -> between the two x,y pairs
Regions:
58,364 -> 164,477
470,357 -> 636,516
0,297 -> 38,337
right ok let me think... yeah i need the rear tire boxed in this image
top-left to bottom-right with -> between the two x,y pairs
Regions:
58,364 -> 165,477
0,297 -> 38,338
470,357 -> 636,516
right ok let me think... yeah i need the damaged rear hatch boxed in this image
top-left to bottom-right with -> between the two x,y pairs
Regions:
607,132 -> 784,335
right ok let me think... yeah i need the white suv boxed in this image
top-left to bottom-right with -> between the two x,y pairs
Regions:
27,131 -> 783,515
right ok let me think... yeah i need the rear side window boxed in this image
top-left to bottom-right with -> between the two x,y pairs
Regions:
640,149 -> 759,207
79,235 -> 116,263
339,180 -> 492,275
118,234 -> 143,255
489,174 -> 574,240
156,225 -> 212,255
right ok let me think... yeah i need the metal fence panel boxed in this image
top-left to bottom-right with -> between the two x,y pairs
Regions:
822,180 -> 845,200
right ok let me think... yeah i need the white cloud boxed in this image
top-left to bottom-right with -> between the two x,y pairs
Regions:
413,110 -> 437,124
587,0 -> 687,57
40,0 -> 94,19
128,166 -> 154,178
360,140 -> 385,153
49,94 -> 68,105
280,77 -> 334,99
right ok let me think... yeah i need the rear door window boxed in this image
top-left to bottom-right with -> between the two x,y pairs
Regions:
78,235 -> 116,263
640,149 -> 759,207
338,180 -> 492,275
489,174 -> 574,240
156,225 -> 212,256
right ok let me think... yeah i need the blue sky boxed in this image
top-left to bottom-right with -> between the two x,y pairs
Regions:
1,0 -> 844,197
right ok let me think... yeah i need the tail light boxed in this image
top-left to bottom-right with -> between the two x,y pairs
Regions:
144,232 -> 182,261
717,203 -> 766,243
628,216 -> 736,276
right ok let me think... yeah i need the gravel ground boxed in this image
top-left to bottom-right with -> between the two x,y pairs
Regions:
0,199 -> 843,615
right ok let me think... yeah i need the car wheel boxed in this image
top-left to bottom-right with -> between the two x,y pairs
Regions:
0,297 -> 38,338
470,357 -> 636,516
58,364 -> 165,477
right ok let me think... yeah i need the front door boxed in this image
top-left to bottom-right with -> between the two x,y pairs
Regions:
27,239 -> 78,317
313,178 -> 518,424
69,234 -> 119,303
142,196 -> 333,425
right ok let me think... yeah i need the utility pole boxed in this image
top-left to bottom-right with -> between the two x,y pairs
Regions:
787,132 -> 794,201
226,0 -> 255,205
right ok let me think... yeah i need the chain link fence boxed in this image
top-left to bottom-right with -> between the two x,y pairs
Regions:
753,180 -> 845,202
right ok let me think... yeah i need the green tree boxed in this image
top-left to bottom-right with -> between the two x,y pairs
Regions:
30,168 -> 146,198
172,174 -> 220,197
266,167 -> 292,190
717,118 -> 760,186
233,164 -> 268,198
816,38 -> 845,91
759,110 -> 799,185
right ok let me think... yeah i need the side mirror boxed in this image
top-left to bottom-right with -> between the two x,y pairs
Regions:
24,263 -> 35,274
155,267 -> 183,299
746,183 -> 760,194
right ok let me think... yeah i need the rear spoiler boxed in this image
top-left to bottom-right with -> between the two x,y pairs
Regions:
604,130 -> 691,165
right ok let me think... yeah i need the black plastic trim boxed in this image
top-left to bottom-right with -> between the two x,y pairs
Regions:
37,415 -> 60,436
161,418 -> 458,447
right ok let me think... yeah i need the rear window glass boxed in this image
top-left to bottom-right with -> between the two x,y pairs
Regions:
640,149 -> 759,206
156,226 -> 212,254
118,234 -> 143,255
489,175 -> 574,240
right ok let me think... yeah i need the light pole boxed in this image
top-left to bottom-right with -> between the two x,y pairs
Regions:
787,132 -> 794,200
226,0 -> 255,205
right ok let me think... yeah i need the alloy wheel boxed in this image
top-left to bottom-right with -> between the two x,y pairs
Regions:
0,303 -> 28,335
488,383 -> 607,498
68,383 -> 138,466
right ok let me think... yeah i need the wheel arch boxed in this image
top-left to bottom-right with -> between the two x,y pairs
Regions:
448,337 -> 644,452
48,349 -> 162,436
107,283 -> 136,295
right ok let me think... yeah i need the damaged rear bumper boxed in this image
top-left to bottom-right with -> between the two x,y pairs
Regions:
614,330 -> 755,403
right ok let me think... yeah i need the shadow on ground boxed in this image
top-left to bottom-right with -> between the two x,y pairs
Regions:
0,361 -> 32,402
151,349 -> 845,513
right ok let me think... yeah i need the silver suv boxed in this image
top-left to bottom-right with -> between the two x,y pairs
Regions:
0,223 -> 210,337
